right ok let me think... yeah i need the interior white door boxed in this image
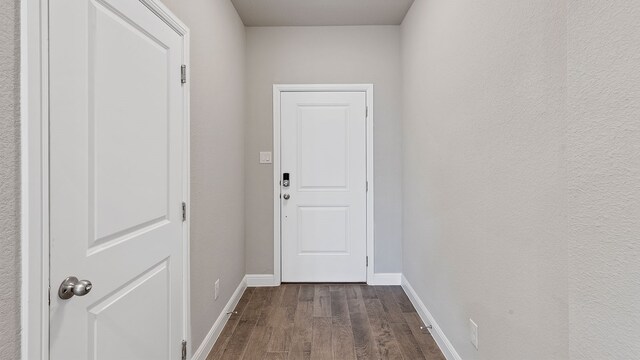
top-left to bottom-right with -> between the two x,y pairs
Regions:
49,1 -> 186,359
281,91 -> 367,283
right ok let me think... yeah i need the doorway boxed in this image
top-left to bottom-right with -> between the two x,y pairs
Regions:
273,85 -> 374,283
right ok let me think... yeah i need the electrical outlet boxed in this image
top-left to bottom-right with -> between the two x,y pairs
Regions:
469,318 -> 479,350
214,279 -> 220,300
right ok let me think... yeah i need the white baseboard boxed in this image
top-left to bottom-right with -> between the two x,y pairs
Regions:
245,274 -> 279,287
368,272 -> 402,285
401,275 -> 462,360
246,273 -> 400,286
191,275 -> 248,360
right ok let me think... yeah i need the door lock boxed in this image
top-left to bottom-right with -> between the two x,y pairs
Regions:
58,276 -> 93,299
282,173 -> 290,187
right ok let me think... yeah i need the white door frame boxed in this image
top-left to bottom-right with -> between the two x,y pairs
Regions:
272,84 -> 374,285
20,0 -> 191,358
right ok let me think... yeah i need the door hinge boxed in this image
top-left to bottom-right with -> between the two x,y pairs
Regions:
366,256 -> 369,267
181,340 -> 187,360
48,286 -> 51,306
366,181 -> 369,192
180,65 -> 187,84
182,202 -> 187,222
366,106 -> 369,118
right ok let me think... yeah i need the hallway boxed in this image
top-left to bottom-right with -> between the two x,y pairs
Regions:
7,1 -> 640,359
208,285 -> 445,360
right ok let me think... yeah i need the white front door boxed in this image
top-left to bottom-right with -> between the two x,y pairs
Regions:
49,1 -> 186,359
280,91 -> 368,282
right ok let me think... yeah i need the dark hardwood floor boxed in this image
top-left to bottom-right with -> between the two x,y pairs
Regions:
207,284 -> 446,360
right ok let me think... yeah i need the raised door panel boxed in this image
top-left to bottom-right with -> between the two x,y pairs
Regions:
297,106 -> 350,191
88,261 -> 170,360
90,0 -> 171,249
298,206 -> 350,255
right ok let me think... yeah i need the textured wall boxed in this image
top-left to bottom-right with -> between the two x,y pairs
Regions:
245,26 -> 403,274
568,1 -> 640,359
155,0 -> 246,352
401,1 -> 568,359
0,0 -> 21,358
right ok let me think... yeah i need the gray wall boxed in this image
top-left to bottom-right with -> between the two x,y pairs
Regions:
401,1 -> 568,359
245,26 -> 403,274
0,0 -> 21,358
568,1 -> 640,358
158,0 -> 246,352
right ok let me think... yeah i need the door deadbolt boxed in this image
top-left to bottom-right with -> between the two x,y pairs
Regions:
283,173 -> 290,187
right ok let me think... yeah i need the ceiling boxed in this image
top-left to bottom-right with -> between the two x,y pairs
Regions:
231,0 -> 415,27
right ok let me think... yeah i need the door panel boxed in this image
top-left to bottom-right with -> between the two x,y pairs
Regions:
91,1 -> 170,245
297,106 -> 350,190
281,92 -> 367,283
49,0 -> 185,359
87,260 -> 170,360
298,206 -> 350,254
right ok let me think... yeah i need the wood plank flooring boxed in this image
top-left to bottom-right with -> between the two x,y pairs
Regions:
207,284 -> 445,360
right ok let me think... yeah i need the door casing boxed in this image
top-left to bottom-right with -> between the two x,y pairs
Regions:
20,0 -> 191,358
273,84 -> 374,285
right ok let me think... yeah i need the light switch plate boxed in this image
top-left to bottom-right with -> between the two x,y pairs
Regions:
259,151 -> 272,164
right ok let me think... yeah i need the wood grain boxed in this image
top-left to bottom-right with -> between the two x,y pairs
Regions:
299,284 -> 315,302
403,312 -> 447,360
390,286 -> 416,314
206,284 -> 446,360
365,298 -> 404,360
219,290 -> 266,360
331,324 -> 356,360
330,287 -> 351,327
263,352 -> 288,360
311,318 -> 333,360
347,297 -> 377,360
288,301 -> 314,360
390,322 -> 427,360
359,285 -> 377,300
242,287 -> 283,360
313,285 -> 331,318
375,286 -> 407,324
345,285 -> 361,300
268,285 -> 300,352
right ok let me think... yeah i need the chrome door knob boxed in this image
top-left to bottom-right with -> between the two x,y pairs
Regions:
58,276 -> 93,300
283,194 -> 290,200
